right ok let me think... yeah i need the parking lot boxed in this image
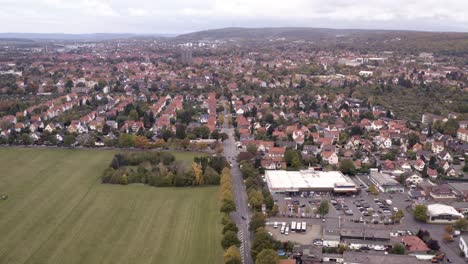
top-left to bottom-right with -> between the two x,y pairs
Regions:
266,221 -> 322,244
268,174 -> 464,263
270,174 -> 415,231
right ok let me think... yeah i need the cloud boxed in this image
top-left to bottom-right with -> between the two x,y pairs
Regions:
0,0 -> 466,33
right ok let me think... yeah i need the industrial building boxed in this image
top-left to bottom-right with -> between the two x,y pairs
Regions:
426,203 -> 464,224
368,168 -> 404,193
264,169 -> 357,194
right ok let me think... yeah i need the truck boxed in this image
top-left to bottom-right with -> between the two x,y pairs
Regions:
385,199 -> 393,205
296,222 -> 301,232
302,222 -> 306,232
291,221 -> 296,232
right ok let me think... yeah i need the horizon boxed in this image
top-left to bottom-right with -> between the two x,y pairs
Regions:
1,0 -> 467,34
1,25 -> 468,38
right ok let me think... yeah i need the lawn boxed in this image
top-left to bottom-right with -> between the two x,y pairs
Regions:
0,148 -> 222,264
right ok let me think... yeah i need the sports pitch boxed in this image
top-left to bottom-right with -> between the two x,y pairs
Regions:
0,148 -> 222,264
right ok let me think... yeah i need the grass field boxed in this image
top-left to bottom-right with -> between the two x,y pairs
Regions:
0,148 -> 222,264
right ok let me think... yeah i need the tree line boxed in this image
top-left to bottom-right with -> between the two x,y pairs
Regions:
101,152 -> 228,187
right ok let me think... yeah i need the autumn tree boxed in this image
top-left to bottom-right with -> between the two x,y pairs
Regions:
134,135 -> 149,149
255,249 -> 279,264
224,245 -> 242,264
192,162 -> 204,185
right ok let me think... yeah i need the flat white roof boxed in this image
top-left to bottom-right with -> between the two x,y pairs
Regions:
427,203 -> 463,217
265,169 -> 356,192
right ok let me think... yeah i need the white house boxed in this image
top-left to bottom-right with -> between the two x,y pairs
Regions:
359,71 -> 373,77
405,173 -> 423,185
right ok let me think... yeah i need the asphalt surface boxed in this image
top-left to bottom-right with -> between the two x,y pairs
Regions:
222,124 -> 253,264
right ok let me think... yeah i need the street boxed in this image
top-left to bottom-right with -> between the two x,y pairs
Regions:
222,117 -> 253,264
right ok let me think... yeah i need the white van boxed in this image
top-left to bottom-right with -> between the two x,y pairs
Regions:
280,226 -> 285,234
273,222 -> 278,229
285,226 -> 289,235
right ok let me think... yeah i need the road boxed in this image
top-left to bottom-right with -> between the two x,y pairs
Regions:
222,112 -> 253,264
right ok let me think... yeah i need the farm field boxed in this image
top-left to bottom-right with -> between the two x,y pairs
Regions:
0,148 -> 222,264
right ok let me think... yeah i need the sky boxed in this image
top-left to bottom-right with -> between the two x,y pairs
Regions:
0,0 -> 467,34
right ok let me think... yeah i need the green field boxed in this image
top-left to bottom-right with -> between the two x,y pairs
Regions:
0,148 -> 222,264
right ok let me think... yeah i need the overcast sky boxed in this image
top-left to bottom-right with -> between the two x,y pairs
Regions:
0,0 -> 467,34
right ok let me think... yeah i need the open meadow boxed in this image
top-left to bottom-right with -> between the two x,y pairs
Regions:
0,148 -> 222,264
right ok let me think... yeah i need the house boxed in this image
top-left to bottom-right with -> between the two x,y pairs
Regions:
261,157 -> 286,170
14,122 -> 24,132
431,141 -> 444,154
457,128 -> 468,142
429,185 -> 458,201
44,123 -> 55,133
437,151 -> 452,162
398,235 -> 429,253
405,173 -> 423,186
321,151 -> 338,165
427,168 -> 438,180
268,147 -> 286,158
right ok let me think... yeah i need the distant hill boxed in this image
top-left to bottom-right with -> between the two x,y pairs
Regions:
175,27 -> 468,55
0,33 -> 175,41
175,27 -> 399,41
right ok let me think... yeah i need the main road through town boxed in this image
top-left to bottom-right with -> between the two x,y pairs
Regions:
222,116 -> 253,264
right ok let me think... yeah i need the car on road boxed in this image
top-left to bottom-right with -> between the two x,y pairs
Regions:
312,239 -> 323,246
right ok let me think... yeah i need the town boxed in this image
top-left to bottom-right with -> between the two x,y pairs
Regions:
0,30 -> 467,264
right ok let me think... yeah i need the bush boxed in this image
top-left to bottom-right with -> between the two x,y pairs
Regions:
221,231 -> 241,249
413,205 -> 428,222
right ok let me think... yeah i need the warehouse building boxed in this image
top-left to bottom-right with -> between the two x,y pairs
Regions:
368,168 -> 404,193
427,203 -> 464,224
265,169 -> 357,194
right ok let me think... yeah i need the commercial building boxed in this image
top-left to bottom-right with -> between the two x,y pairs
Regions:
368,169 -> 404,193
426,203 -> 464,224
265,169 -> 357,194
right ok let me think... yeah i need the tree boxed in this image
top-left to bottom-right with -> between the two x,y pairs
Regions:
221,199 -> 236,213
247,144 -> 258,155
443,233 -> 454,242
118,134 -> 135,148
192,162 -> 204,185
291,155 -> 301,170
270,204 -> 279,216
251,228 -> 275,260
255,249 -> 279,264
221,231 -> 241,249
426,239 -> 440,251
445,225 -> 454,234
454,218 -> 468,231
21,133 -> 32,145
249,212 -> 266,232
223,221 -> 239,234
408,133 -> 420,148
413,205 -> 428,222
64,134 -> 76,147
248,189 -> 264,211
368,183 -> 379,195
339,159 -> 356,175
128,109 -> 139,121
318,200 -> 329,216
224,246 -> 242,264
134,135 -> 149,149
392,209 -> 404,223
175,124 -> 186,139
443,118 -> 459,136
390,243 -> 406,255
